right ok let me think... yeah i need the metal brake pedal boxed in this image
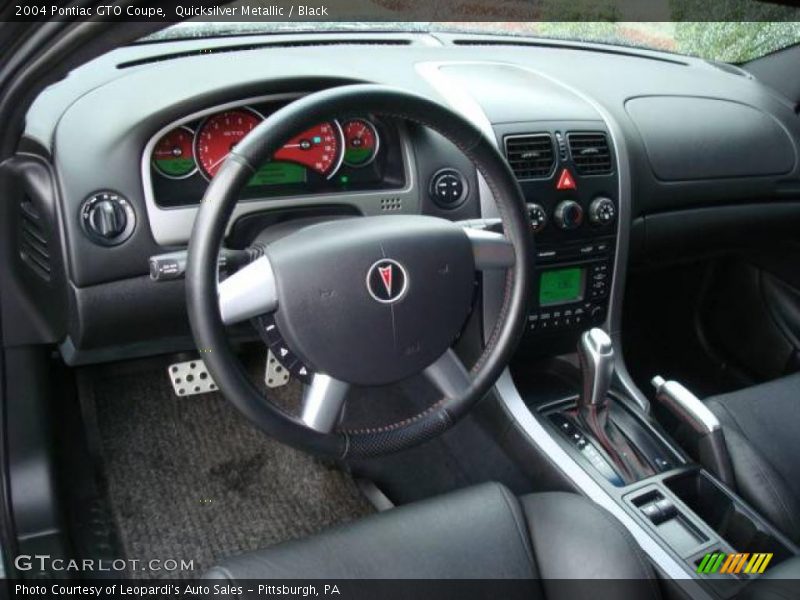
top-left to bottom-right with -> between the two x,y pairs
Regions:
265,349 -> 290,388
167,359 -> 217,397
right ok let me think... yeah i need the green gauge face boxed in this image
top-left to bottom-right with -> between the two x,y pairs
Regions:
152,126 -> 196,179
342,118 -> 379,167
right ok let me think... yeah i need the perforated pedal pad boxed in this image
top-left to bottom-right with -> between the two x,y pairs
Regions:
167,360 -> 217,397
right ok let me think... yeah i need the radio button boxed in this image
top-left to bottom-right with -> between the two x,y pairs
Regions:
537,249 -> 557,260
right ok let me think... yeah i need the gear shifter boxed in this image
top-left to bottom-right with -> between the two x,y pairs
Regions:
575,328 -> 653,483
577,328 -> 615,415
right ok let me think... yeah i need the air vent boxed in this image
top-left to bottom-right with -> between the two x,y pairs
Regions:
504,134 -> 555,180
18,196 -> 51,281
568,133 -> 612,175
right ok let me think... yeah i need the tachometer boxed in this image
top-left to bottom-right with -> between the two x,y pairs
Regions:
274,121 -> 343,178
342,118 -> 379,167
195,108 -> 262,179
152,126 -> 197,179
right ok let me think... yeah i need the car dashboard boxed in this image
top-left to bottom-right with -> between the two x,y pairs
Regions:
5,31 -> 800,365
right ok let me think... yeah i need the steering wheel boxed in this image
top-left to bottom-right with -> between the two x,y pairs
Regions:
186,84 -> 532,459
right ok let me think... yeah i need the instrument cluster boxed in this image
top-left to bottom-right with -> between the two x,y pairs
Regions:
148,99 -> 402,208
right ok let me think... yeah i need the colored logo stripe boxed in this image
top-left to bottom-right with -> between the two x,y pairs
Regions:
697,552 -> 772,575
745,553 -> 773,574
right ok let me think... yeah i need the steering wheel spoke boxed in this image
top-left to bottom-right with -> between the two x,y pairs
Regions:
301,374 -> 349,433
423,349 -> 473,400
464,228 -> 515,270
218,255 -> 278,325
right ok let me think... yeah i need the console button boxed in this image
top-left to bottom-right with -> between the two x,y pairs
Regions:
654,457 -> 672,472
527,203 -> 548,233
536,249 -> 558,261
589,197 -> 616,226
554,200 -> 584,230
655,498 -> 677,520
430,168 -> 467,208
641,503 -> 661,522
556,167 -> 577,190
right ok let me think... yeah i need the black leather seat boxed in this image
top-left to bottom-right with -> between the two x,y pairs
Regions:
207,482 -> 662,599
206,481 -> 800,598
704,372 -> 800,544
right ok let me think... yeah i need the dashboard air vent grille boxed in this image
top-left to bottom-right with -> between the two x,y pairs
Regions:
568,133 -> 612,175
504,134 -> 555,180
18,196 -> 51,281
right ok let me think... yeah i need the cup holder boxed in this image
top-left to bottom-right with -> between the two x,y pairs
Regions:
665,470 -> 793,560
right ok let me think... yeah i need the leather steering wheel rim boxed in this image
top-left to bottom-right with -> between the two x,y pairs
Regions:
186,84 -> 532,459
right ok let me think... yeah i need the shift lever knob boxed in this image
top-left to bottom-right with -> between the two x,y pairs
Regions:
577,328 -> 614,409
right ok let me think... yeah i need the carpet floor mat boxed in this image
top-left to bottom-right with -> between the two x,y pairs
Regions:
87,360 -> 373,579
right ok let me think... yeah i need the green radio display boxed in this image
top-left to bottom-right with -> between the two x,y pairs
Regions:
539,267 -> 585,306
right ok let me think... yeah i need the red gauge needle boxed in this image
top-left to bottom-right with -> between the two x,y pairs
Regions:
207,152 -> 232,173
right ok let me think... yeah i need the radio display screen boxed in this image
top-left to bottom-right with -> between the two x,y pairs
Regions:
539,267 -> 586,306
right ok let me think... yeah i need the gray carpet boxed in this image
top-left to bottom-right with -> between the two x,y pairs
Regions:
89,360 -> 373,579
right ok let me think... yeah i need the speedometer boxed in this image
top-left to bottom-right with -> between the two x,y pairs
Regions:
195,108 -> 262,179
194,108 -> 343,181
274,121 -> 343,178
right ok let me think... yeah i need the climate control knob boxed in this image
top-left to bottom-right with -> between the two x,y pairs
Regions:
553,200 -> 584,230
80,191 -> 135,246
589,197 -> 616,226
527,203 -> 548,233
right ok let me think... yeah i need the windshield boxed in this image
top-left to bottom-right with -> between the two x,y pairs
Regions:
148,21 -> 800,64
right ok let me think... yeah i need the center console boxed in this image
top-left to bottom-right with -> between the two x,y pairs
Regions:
512,333 -> 799,598
484,82 -> 794,600
493,122 -> 619,356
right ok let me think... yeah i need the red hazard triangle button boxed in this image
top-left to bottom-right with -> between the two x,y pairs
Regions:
556,168 -> 577,191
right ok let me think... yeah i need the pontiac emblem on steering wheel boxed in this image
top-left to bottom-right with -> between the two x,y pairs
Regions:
367,259 -> 408,304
